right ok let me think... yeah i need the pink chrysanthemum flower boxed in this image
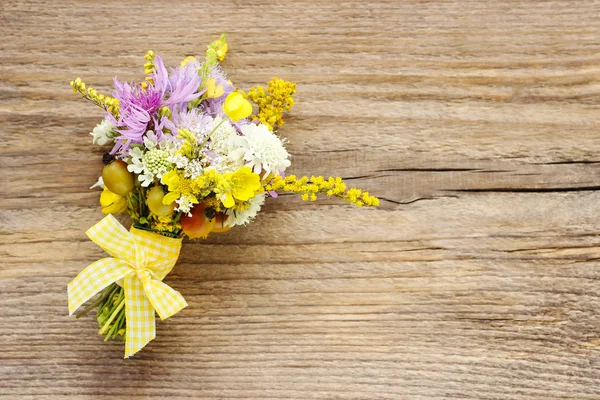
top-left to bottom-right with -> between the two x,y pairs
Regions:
152,56 -> 203,108
107,79 -> 164,155
108,57 -> 205,155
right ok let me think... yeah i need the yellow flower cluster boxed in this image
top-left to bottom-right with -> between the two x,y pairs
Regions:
265,175 -> 380,207
176,129 -> 199,159
161,166 -> 263,211
70,77 -> 119,117
143,50 -> 155,86
247,78 -> 296,130
206,33 -> 228,67
151,214 -> 181,234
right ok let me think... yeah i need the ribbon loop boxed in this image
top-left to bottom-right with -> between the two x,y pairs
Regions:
68,215 -> 184,358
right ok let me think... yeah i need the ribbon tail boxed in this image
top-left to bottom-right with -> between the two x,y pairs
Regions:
123,274 -> 155,358
144,279 -> 188,321
68,258 -> 131,315
87,214 -> 137,265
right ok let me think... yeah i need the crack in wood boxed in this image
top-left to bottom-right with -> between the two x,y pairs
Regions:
452,186 -> 600,193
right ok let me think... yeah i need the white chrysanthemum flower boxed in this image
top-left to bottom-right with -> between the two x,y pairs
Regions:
90,119 -> 115,145
229,124 -> 291,176
208,116 -> 238,155
225,193 -> 266,227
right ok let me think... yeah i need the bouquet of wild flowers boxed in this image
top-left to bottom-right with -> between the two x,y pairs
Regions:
68,34 -> 379,358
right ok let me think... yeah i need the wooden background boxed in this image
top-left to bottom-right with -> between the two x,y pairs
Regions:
1,0 -> 600,398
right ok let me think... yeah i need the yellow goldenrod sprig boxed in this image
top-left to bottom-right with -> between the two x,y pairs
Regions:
142,50 -> 156,87
69,77 -> 119,117
247,78 -> 296,130
265,175 -> 380,207
150,214 -> 181,234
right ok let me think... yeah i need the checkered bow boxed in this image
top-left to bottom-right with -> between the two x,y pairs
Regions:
68,215 -> 186,358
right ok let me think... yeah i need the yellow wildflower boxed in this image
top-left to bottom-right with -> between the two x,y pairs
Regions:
265,175 -> 379,208
223,91 -> 252,122
143,50 -> 155,61
247,78 -> 296,130
206,33 -> 228,64
205,78 -> 225,98
143,50 -> 156,84
99,187 -> 127,214
214,166 -> 261,208
161,170 -> 199,206
70,78 -> 119,118
181,56 -> 197,67
176,129 -> 199,158
151,215 -> 181,233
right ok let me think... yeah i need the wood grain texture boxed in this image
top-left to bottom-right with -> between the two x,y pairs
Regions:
1,0 -> 600,398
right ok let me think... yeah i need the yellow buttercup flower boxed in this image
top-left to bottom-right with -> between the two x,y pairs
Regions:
222,91 -> 252,122
161,170 -> 199,206
100,187 -> 127,214
215,166 -> 261,208
205,78 -> 225,98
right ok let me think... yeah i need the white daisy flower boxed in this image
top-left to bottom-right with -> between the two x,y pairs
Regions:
225,193 -> 266,227
229,123 -> 291,176
90,119 -> 116,146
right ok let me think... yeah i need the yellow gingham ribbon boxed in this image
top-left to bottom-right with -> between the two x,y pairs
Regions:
68,215 -> 186,358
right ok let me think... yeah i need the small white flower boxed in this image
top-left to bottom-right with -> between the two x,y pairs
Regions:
184,159 -> 204,179
169,154 -> 189,169
225,193 -> 266,227
229,123 -> 291,176
175,196 -> 194,216
127,147 -> 144,170
90,119 -> 116,146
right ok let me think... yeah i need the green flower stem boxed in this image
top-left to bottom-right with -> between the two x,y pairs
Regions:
126,192 -> 138,221
75,284 -> 115,319
98,290 -> 125,335
105,305 -> 125,341
199,118 -> 226,149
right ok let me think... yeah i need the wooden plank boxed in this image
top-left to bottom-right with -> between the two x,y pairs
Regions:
1,0 -> 600,398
